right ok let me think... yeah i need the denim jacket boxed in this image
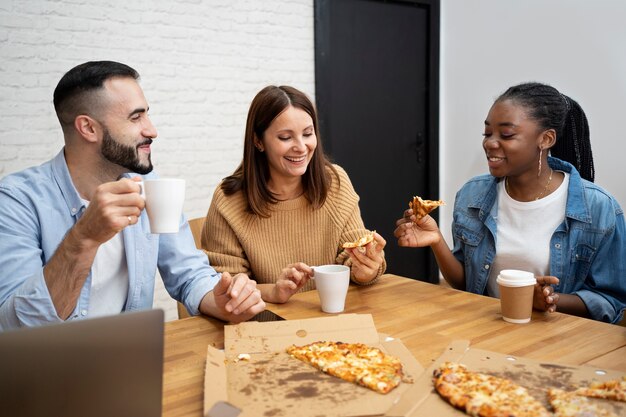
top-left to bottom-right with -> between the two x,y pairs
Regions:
0,150 -> 219,330
451,157 -> 626,323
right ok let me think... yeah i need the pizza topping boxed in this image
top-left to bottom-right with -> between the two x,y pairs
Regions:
433,362 -> 551,417
549,388 -> 618,417
286,341 -> 404,394
342,230 -> 376,249
575,376 -> 626,402
409,196 -> 445,221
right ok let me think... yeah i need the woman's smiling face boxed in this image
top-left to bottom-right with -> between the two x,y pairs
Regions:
482,99 -> 544,178
258,105 -> 317,183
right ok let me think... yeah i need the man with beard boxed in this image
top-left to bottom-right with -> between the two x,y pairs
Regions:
0,61 -> 265,329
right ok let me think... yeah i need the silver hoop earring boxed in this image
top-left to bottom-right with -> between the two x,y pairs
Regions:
538,148 -> 543,177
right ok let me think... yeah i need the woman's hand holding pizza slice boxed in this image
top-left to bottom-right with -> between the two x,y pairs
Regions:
343,231 -> 386,284
395,195 -> 445,248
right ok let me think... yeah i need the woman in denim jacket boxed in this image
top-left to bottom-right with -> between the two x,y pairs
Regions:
395,82 -> 625,323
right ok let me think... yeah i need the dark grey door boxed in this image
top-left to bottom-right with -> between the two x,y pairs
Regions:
315,0 -> 440,282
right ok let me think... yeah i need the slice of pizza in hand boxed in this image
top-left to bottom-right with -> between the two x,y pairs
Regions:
432,362 -> 551,417
409,196 -> 445,221
574,376 -> 626,402
342,230 -> 376,249
286,341 -> 404,394
549,388 -> 618,417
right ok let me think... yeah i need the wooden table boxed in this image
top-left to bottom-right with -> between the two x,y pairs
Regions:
162,274 -> 626,417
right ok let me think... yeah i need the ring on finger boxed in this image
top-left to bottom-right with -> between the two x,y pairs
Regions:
127,216 -> 132,225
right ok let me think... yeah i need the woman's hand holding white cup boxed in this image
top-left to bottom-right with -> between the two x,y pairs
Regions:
311,265 -> 350,313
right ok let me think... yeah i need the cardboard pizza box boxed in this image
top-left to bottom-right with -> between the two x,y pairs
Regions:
203,314 -> 424,417
386,340 -> 626,417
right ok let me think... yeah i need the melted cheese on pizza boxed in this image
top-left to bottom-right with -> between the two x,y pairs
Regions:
549,388 -> 617,417
342,231 -> 376,249
575,376 -> 626,402
286,341 -> 403,394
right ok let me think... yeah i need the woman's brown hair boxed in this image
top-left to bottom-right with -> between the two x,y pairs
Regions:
221,85 -> 338,217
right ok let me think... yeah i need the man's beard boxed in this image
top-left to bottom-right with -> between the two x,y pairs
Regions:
101,129 -> 153,175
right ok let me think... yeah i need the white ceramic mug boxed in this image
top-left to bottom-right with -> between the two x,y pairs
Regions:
139,179 -> 185,234
312,265 -> 350,313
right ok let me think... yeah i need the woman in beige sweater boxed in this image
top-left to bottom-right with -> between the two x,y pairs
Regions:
202,85 -> 386,304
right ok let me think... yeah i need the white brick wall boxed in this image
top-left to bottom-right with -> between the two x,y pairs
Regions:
0,0 -> 315,321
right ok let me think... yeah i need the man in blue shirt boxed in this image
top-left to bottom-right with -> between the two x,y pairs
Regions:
0,61 -> 265,330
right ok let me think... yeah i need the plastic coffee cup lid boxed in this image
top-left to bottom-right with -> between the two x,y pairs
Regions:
496,269 -> 536,287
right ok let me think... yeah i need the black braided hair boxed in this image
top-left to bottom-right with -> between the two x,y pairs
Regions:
495,82 -> 595,182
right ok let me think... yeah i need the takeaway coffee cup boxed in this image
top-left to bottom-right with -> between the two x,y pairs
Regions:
312,265 -> 350,313
140,179 -> 186,234
496,269 -> 537,324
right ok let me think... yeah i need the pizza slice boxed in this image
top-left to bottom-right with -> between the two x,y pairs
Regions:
409,196 -> 445,221
342,230 -> 376,249
549,388 -> 618,417
286,341 -> 404,394
433,362 -> 551,417
575,376 -> 626,402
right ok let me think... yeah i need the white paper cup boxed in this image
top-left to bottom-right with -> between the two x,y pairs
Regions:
496,269 -> 536,324
312,265 -> 350,313
140,179 -> 185,234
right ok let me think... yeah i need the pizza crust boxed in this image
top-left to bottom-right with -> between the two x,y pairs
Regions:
342,230 -> 376,249
409,196 -> 445,221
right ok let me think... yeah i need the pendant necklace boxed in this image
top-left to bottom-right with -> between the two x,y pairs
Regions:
505,168 -> 553,201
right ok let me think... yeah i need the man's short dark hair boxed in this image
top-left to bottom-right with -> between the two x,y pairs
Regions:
53,61 -> 139,127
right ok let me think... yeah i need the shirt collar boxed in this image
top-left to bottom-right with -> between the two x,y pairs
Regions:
468,176 -> 499,221
50,148 -> 85,218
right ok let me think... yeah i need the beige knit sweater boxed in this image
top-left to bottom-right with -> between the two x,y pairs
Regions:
201,165 -> 385,292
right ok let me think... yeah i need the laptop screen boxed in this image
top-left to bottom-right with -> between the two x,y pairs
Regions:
0,309 -> 164,417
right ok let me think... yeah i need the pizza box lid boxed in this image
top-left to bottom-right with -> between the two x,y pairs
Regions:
204,314 -> 424,417
385,340 -> 626,417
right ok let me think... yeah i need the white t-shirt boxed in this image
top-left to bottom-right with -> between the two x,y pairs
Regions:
486,172 -> 570,297
82,200 -> 129,317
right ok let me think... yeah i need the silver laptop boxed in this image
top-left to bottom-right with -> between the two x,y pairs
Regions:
0,309 -> 164,417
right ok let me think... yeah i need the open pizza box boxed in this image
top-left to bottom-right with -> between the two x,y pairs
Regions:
203,314 -> 424,417
385,340 -> 626,417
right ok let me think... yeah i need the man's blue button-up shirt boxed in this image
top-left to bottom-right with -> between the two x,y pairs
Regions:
0,150 -> 219,330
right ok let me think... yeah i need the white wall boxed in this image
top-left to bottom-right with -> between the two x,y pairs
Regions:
0,0 -> 315,220
440,0 -> 626,247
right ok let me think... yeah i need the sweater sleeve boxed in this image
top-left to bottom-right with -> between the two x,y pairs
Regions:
328,165 -> 387,284
201,187 -> 251,276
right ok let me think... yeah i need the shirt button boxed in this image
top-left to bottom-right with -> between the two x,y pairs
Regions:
71,207 -> 77,214
484,264 -> 490,270
81,309 -> 87,316
555,243 -> 561,249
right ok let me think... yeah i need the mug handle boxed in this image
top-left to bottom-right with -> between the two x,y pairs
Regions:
136,181 -> 145,199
